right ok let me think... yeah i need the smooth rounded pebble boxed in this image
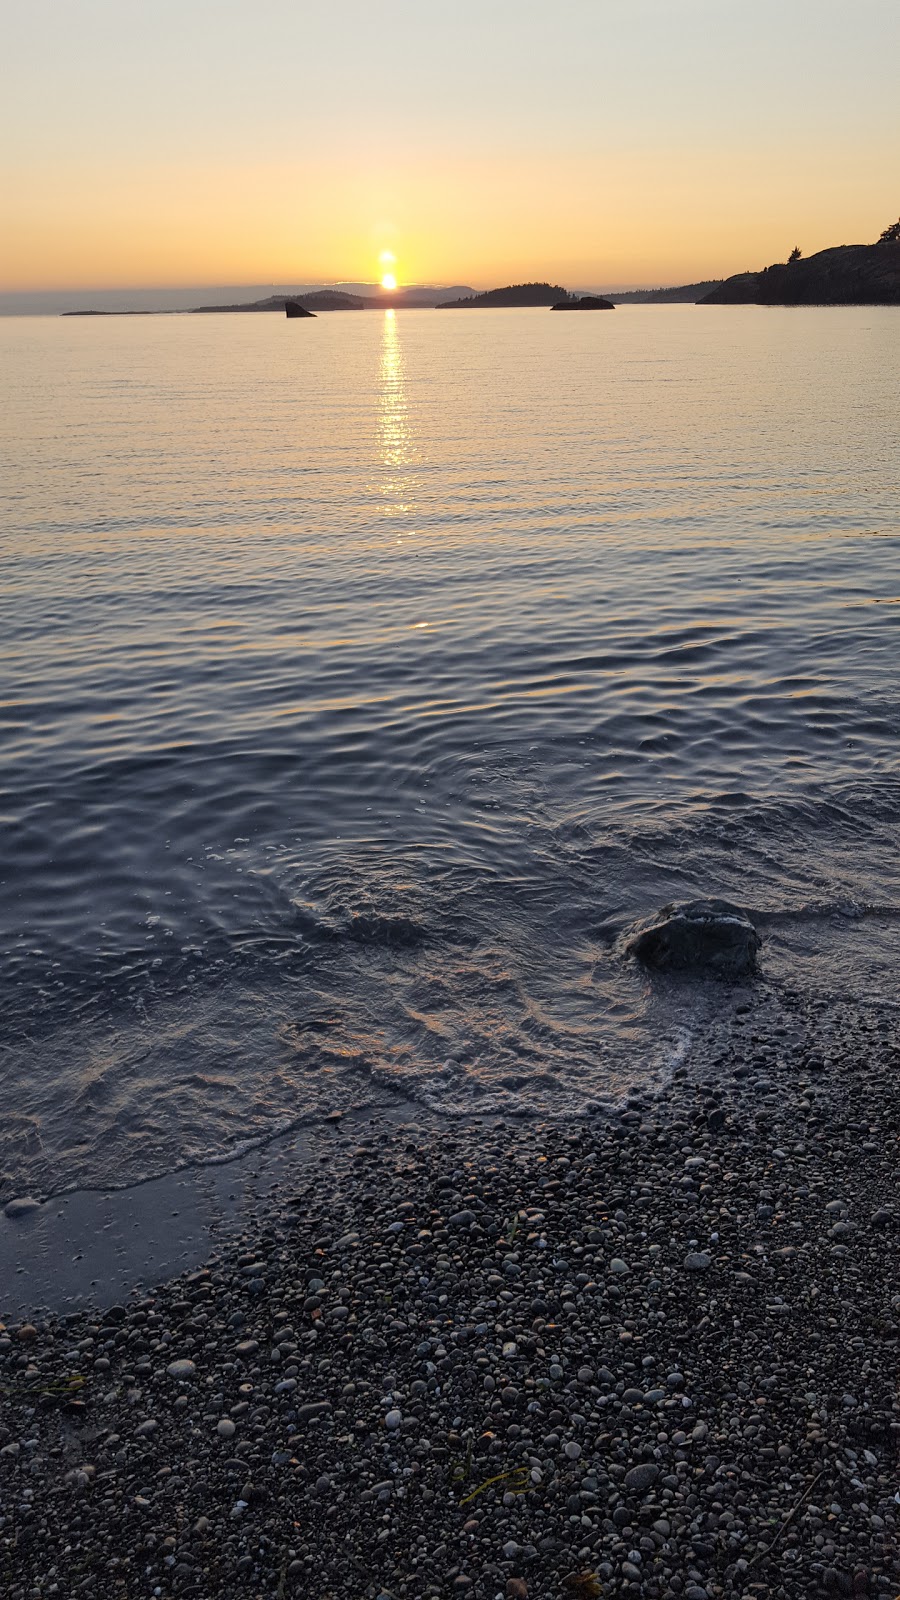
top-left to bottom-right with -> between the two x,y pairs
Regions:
624,1463 -> 660,1491
684,1250 -> 712,1270
165,1359 -> 196,1379
216,1418 -> 236,1439
3,1197 -> 41,1219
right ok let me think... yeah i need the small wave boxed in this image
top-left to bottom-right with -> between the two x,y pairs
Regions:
754,899 -> 900,926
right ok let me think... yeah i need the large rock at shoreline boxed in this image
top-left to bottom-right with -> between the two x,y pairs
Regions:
626,899 -> 761,977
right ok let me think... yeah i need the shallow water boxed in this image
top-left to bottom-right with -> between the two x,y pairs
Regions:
2,305 -> 899,1192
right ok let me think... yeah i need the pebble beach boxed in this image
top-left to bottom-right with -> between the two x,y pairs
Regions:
1,990 -> 898,1600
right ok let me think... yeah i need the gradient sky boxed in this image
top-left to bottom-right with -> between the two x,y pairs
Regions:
2,0 -> 898,291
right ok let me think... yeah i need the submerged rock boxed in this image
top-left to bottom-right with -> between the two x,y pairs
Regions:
625,899 -> 760,977
3,1197 -> 41,1219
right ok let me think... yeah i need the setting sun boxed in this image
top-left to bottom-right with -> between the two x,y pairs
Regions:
381,273 -> 397,290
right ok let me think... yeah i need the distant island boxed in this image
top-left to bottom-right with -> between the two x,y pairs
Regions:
701,226 -> 900,306
605,281 -> 723,303
193,291 -> 363,313
551,294 -> 614,310
437,283 -> 571,307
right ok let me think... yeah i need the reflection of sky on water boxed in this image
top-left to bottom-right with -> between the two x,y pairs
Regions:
4,307 -> 900,1194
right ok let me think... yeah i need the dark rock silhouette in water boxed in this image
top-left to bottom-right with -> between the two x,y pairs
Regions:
551,295 -> 615,310
626,899 -> 761,977
285,301 -> 316,318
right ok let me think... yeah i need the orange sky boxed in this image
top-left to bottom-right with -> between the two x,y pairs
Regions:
2,0 -> 897,292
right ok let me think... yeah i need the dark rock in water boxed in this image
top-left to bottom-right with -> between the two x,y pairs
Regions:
626,899 -> 761,977
4,1196 -> 42,1219
551,295 -> 615,310
285,300 -> 316,319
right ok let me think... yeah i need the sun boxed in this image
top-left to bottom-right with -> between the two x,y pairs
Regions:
379,250 -> 397,291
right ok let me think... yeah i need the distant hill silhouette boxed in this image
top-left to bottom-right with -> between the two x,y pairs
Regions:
605,281 -> 723,303
191,286 -> 479,313
327,284 -> 475,305
701,240 -> 900,305
437,283 -> 571,307
193,291 -> 363,313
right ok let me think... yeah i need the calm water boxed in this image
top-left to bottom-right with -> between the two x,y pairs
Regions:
2,306 -> 899,1194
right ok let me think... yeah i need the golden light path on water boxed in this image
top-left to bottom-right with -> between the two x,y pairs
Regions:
378,310 -> 420,548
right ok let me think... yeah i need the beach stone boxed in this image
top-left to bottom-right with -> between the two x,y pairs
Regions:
684,1251 -> 712,1271
166,1359 -> 196,1380
624,1463 -> 659,1492
385,1408 -> 402,1429
609,1257 -> 629,1275
626,898 -> 761,976
296,1401 -> 331,1422
217,1418 -> 236,1439
3,1197 -> 41,1219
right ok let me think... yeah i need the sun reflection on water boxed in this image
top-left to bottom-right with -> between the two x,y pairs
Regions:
377,309 -> 420,539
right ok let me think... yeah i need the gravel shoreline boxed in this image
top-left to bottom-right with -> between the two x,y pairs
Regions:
2,990 -> 898,1600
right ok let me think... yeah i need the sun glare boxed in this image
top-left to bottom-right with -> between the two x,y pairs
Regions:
381,273 -> 397,290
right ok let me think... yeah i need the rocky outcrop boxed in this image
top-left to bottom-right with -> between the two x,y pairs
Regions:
625,899 -> 761,977
551,295 -> 615,310
700,241 -> 900,306
285,301 -> 316,318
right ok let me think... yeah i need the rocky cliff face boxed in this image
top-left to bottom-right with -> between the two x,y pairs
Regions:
701,242 -> 900,305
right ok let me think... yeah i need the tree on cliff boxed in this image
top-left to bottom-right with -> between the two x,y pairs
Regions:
878,218 -> 900,244
788,246 -> 802,262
